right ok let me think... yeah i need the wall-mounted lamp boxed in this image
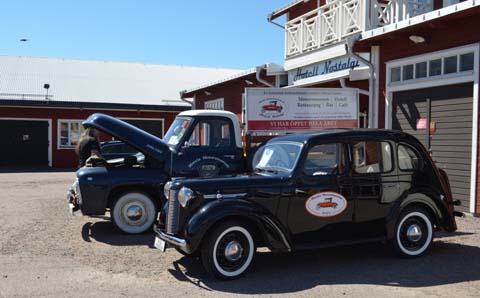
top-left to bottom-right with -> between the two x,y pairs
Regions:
43,83 -> 50,100
245,79 -> 254,85
204,91 -> 212,96
409,34 -> 427,44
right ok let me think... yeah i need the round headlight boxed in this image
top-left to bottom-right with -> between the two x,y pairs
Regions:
164,181 -> 173,199
178,187 -> 196,208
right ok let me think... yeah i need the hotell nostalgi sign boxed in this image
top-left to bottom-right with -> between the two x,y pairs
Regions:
245,88 -> 358,132
288,55 -> 365,85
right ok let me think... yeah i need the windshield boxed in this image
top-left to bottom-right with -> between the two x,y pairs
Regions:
163,117 -> 192,146
253,142 -> 303,174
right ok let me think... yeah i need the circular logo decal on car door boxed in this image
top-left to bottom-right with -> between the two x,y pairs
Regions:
305,192 -> 347,218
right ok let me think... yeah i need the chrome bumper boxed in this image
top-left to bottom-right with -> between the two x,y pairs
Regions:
153,225 -> 187,248
66,189 -> 80,216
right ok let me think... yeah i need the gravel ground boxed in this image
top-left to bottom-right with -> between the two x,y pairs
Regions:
1,171 -> 480,298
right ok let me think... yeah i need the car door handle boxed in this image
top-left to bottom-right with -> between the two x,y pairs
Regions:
295,189 -> 308,195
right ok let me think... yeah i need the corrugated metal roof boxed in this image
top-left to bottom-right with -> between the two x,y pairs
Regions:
0,56 -> 241,106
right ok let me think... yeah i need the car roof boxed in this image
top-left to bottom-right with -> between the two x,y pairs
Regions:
268,129 -> 417,144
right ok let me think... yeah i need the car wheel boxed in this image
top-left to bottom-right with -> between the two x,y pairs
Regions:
111,192 -> 157,234
393,207 -> 433,257
201,221 -> 255,280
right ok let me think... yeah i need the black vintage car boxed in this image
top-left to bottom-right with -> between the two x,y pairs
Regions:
154,129 -> 462,279
67,111 -> 245,234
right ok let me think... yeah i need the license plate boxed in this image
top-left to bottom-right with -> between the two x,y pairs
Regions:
154,236 -> 166,252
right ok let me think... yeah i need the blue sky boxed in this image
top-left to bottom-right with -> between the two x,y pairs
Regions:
0,0 -> 288,70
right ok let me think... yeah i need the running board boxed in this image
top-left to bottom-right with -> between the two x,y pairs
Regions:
294,237 -> 386,251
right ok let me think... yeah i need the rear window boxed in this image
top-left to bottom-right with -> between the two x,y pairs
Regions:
398,144 -> 421,171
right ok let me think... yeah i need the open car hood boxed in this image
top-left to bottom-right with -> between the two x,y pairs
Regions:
83,113 -> 170,162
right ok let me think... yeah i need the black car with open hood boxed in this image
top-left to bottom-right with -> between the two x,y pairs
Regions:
154,129 -> 462,279
67,111 -> 246,234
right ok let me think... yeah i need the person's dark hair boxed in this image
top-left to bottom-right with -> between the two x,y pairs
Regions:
75,127 -> 96,155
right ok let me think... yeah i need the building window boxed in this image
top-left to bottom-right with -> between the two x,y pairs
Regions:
460,53 -> 474,71
389,49 -> 475,85
429,59 -> 442,76
444,56 -> 458,74
204,98 -> 224,110
391,67 -> 401,82
58,120 -> 84,148
415,62 -> 427,79
403,64 -> 414,80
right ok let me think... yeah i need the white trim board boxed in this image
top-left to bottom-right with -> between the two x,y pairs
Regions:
384,43 -> 479,214
0,117 -> 52,167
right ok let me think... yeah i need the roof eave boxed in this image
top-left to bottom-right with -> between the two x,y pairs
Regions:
268,0 -> 309,21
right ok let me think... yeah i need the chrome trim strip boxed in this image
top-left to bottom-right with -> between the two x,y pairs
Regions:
203,193 -> 248,199
153,225 -> 187,248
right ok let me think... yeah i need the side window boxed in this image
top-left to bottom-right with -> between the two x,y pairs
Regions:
352,141 -> 392,174
303,143 -> 345,176
398,144 -> 420,170
188,122 -> 211,146
188,120 -> 232,147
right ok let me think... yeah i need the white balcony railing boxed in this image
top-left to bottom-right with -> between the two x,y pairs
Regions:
285,0 -> 433,58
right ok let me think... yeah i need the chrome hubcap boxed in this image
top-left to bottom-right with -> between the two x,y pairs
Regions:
224,240 -> 243,262
406,224 -> 422,242
122,201 -> 146,225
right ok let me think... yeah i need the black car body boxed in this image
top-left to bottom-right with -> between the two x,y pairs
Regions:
67,112 -> 245,234
154,129 -> 461,279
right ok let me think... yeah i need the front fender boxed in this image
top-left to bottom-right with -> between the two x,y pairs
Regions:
385,190 -> 457,239
183,199 -> 291,254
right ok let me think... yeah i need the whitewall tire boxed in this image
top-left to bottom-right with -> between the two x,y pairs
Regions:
111,192 -> 157,234
201,221 -> 255,280
393,208 -> 433,257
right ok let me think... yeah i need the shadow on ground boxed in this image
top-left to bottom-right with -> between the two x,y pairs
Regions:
168,239 -> 480,295
81,222 -> 154,247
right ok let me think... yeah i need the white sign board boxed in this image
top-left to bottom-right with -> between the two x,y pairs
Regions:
245,88 -> 358,132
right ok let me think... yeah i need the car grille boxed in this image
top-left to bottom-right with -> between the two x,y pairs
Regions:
166,189 -> 180,235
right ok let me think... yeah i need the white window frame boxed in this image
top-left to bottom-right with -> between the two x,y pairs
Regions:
204,98 -> 224,110
384,43 -> 480,214
57,119 -> 85,149
0,117 -> 52,167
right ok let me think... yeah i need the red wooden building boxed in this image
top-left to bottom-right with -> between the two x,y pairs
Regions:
0,56 -> 240,168
182,0 -> 480,214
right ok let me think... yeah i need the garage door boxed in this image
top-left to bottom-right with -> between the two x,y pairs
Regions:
0,120 -> 50,167
392,83 -> 473,212
123,119 -> 163,138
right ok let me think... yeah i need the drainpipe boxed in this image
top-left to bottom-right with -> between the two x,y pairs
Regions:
267,14 -> 285,29
256,65 -> 275,87
346,40 -> 376,128
179,90 -> 195,109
